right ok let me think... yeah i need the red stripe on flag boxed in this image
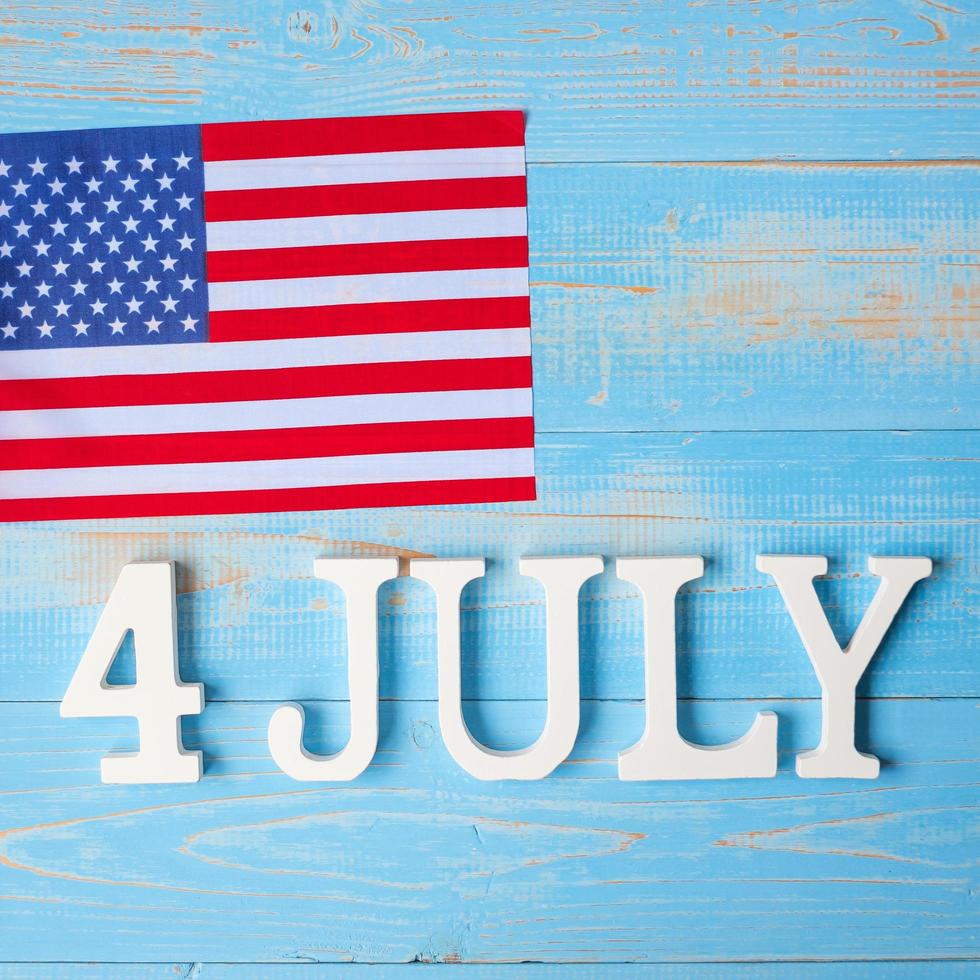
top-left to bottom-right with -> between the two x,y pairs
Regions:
208,296 -> 531,342
204,176 -> 527,223
0,476 -> 537,522
0,356 -> 533,411
1,417 -> 534,471
206,236 -> 529,284
201,111 -> 525,163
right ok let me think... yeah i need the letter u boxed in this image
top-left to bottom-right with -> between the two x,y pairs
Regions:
411,556 -> 603,780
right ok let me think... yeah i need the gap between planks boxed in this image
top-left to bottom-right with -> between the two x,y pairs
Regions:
530,428 -> 980,435
0,697 -> 973,705
525,160 -> 980,168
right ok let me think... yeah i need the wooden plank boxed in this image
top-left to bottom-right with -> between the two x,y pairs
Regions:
528,162 -> 978,431
0,964 -> 974,978
0,698 -> 975,963
0,1 -> 976,161
0,431 -> 974,702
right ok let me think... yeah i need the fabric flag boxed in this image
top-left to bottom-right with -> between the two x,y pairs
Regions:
0,110 -> 535,522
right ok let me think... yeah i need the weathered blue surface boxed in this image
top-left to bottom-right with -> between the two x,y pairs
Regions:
0,1 -> 976,162
0,699 -> 976,963
0,0 -> 977,971
526,162 -> 978,431
0,967 -> 975,978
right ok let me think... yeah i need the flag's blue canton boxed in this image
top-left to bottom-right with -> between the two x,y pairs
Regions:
0,123 -> 208,350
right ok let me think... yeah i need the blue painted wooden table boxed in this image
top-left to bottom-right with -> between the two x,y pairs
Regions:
0,1 -> 977,974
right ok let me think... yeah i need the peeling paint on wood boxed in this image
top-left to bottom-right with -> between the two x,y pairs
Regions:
527,162 -> 978,430
0,967 -> 973,978
0,1 -> 976,159
0,698 -> 976,963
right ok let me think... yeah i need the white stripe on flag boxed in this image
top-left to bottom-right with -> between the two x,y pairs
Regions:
0,388 -> 534,440
205,207 -> 528,252
203,145 -> 526,193
207,267 -> 530,313
1,447 -> 535,499
1,328 -> 531,381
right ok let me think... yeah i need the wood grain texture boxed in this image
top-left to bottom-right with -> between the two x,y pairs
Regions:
0,965 -> 975,978
0,698 -> 976,963
0,1 -> 977,161
528,162 -> 978,431
1,431 -> 973,702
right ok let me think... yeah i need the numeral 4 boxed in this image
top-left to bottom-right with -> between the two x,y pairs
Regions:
61,561 -> 204,784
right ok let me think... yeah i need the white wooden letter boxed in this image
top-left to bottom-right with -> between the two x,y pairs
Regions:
411,556 -> 603,780
268,557 -> 398,781
61,561 -> 204,784
617,556 -> 777,780
756,554 -> 931,779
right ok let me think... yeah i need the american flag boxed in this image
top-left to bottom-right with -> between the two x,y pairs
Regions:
0,110 -> 535,522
